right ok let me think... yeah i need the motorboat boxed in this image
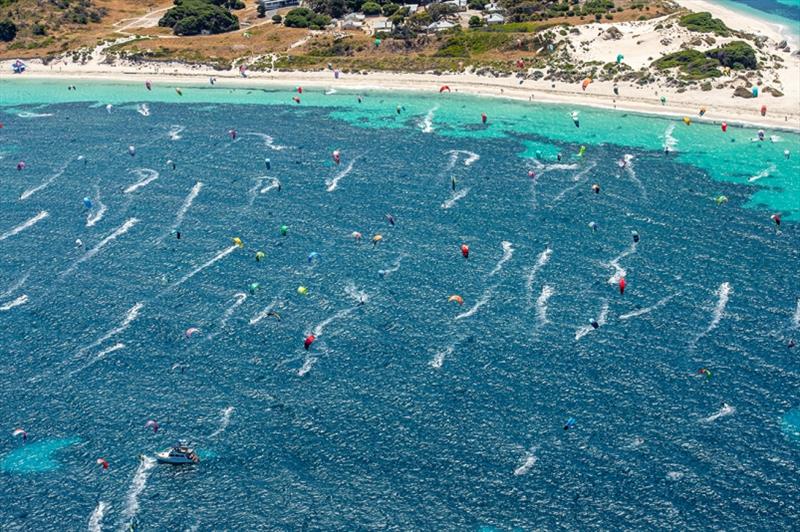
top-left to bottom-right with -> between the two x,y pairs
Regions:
155,442 -> 199,465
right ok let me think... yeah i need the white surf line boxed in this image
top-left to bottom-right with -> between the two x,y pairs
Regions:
123,169 -> 159,194
700,404 -> 735,424
20,160 -> 71,200
86,186 -> 107,228
430,343 -> 456,369
535,285 -> 554,326
241,132 -> 287,151
619,293 -> 679,321
61,218 -> 139,277
0,271 -> 30,299
622,154 -> 647,199
77,303 -> 144,357
166,245 -> 238,291
605,242 -> 637,285
455,289 -> 493,321
525,247 -> 552,308
0,294 -> 29,311
663,123 -> 678,152
168,125 -> 185,140
120,456 -> 155,531
489,241 -> 514,277
88,501 -> 108,532
207,292 -> 248,339
575,300 -> 609,341
0,211 -> 49,242
67,343 -> 125,378
326,158 -> 356,192
748,163 -> 776,183
249,300 -> 278,325
441,187 -> 470,209
156,181 -> 203,244
550,162 -> 597,205
513,449 -> 538,476
695,282 -> 732,344
209,406 -> 234,438
419,105 -> 439,133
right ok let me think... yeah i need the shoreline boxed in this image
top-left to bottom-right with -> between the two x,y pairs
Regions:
4,67 -> 799,133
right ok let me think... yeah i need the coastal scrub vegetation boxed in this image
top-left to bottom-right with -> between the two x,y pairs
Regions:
653,41 -> 756,79
159,0 -> 241,36
283,7 -> 331,29
678,12 -> 730,36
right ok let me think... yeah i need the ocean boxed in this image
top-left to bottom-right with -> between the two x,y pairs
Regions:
718,0 -> 800,44
0,79 -> 798,530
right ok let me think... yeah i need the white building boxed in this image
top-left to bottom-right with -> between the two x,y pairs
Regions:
485,13 -> 504,24
443,0 -> 468,11
372,20 -> 394,34
485,2 -> 504,13
427,20 -> 456,32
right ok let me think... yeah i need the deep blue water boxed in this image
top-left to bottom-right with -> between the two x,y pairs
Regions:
1,96 -> 799,530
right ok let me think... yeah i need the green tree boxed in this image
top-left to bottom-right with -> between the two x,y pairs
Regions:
361,2 -> 381,15
468,15 -> 483,27
0,19 -> 17,42
382,3 -> 400,16
272,14 -> 282,23
257,2 -> 266,17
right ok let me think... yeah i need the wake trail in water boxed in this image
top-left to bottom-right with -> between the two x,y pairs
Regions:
78,303 -> 144,357
86,185 -> 107,228
419,105 -> 438,133
326,158 -> 356,192
123,169 -> 159,194
168,125 -> 185,140
444,150 -> 480,171
68,343 -> 125,377
695,282 -> 731,344
157,182 -> 203,244
748,163 -> 776,183
550,163 -> 597,204
663,124 -> 678,152
525,247 -> 552,307
88,501 -> 108,532
137,104 -> 150,116
622,154 -> 647,198
208,292 -> 247,338
298,356 -> 317,377
575,301 -> 609,341
536,285 -> 554,326
441,187 -> 470,209
0,295 -> 29,311
167,245 -> 238,291
210,406 -> 234,438
0,271 -> 30,299
250,301 -> 278,325
247,177 -> 280,206
313,306 -> 357,337
20,160 -> 71,200
430,344 -> 456,369
620,293 -> 679,320
701,404 -> 735,423
793,299 -> 800,329
489,241 -> 514,277
605,242 -> 637,285
0,211 -> 49,241
514,449 -> 538,476
17,111 -> 53,118
62,218 -> 139,277
455,289 -> 492,321
242,132 -> 287,151
378,255 -> 405,278
120,456 -> 155,531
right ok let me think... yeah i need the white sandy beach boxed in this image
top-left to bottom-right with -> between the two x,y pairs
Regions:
2,1 -> 798,131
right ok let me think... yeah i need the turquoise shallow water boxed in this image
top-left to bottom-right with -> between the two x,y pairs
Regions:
0,79 -> 799,530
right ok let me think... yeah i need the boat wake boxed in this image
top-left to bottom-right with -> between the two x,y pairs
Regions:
120,456 -> 155,531
210,406 -> 234,438
694,282 -> 731,344
0,271 -> 30,300
575,301 -> 609,341
0,211 -> 49,242
605,242 -> 637,285
78,303 -> 144,357
455,289 -> 492,321
208,292 -> 248,339
67,343 -> 126,377
441,187 -> 470,209
61,218 -> 139,277
326,158 -> 356,192
124,169 -> 159,194
0,294 -> 29,311
622,154 -> 647,198
748,164 -> 776,183
298,356 -> 317,376
86,187 -> 107,228
619,293 -> 678,321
